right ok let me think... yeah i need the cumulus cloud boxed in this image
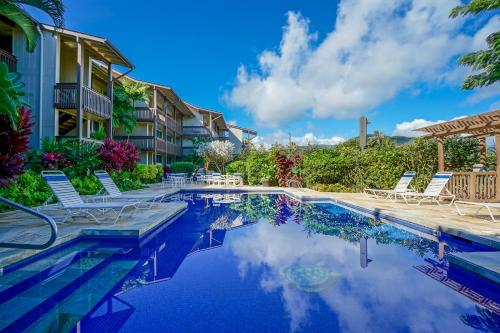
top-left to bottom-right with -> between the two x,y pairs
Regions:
392,116 -> 466,137
252,130 -> 345,148
227,0 -> 499,127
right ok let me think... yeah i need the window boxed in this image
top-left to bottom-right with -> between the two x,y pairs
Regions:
156,154 -> 163,164
156,129 -> 163,139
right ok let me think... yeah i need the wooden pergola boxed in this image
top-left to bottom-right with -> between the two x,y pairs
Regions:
416,109 -> 500,202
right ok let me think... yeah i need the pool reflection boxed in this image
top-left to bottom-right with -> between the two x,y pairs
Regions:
77,193 -> 499,333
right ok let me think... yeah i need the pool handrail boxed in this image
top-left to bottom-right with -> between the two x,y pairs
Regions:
0,196 -> 58,249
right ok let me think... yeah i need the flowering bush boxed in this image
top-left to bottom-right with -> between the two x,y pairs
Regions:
275,150 -> 303,187
41,152 -> 68,170
98,138 -> 140,172
0,107 -> 34,188
197,140 -> 234,173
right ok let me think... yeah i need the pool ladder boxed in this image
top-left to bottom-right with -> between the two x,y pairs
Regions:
0,196 -> 57,249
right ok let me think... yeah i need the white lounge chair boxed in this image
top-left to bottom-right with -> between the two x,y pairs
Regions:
454,201 -> 500,222
42,170 -> 139,224
94,170 -> 168,205
364,172 -> 415,200
399,172 -> 455,205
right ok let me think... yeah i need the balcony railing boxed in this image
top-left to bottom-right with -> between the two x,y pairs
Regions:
0,49 -> 16,72
167,142 -> 182,156
54,83 -> 111,119
447,172 -> 497,202
115,136 -> 172,153
183,126 -> 212,136
135,108 -> 155,122
166,115 -> 183,134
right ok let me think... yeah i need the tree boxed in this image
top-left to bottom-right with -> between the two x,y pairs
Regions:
112,79 -> 151,134
197,141 -> 234,173
0,0 -> 65,52
0,62 -> 25,128
450,0 -> 500,89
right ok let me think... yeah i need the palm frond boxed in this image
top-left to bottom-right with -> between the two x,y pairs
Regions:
13,0 -> 65,27
0,2 -> 38,52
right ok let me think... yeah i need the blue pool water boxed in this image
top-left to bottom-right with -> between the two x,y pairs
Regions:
0,193 -> 499,332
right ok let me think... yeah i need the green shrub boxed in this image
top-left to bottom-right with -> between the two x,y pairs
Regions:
246,148 -> 276,185
0,170 -> 53,211
133,164 -> 162,184
311,183 -> 355,193
111,171 -> 143,191
70,175 -> 102,195
171,161 -> 195,174
226,160 -> 246,182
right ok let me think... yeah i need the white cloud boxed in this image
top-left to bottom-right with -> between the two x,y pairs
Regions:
465,83 -> 500,104
226,120 -> 238,126
252,130 -> 345,148
227,1 -> 499,127
392,116 -> 466,137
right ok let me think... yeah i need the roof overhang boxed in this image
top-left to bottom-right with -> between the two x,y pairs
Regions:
228,124 -> 257,136
416,109 -> 500,139
184,102 -> 228,129
42,24 -> 134,69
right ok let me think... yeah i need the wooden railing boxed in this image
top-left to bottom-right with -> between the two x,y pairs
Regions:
54,84 -> 111,119
167,142 -> 182,156
135,108 -> 155,121
447,172 -> 497,202
115,136 -> 154,151
54,83 -> 78,109
166,115 -> 182,133
0,49 -> 16,72
82,86 -> 111,118
183,126 -> 211,136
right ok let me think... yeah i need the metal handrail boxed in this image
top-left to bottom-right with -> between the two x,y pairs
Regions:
0,197 -> 58,249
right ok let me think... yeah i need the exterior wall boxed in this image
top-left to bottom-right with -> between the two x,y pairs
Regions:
59,41 -> 77,83
13,28 -> 57,149
228,127 -> 244,153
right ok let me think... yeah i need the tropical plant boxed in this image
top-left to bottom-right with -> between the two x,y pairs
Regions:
450,0 -> 500,89
275,149 -> 303,186
112,87 -> 136,134
60,139 -> 101,177
0,170 -> 52,211
171,161 -> 195,174
98,138 -> 140,172
133,164 -> 162,183
0,0 -> 64,52
112,79 -> 151,134
245,147 -> 276,185
0,62 -> 26,127
196,140 -> 234,173
0,107 -> 34,188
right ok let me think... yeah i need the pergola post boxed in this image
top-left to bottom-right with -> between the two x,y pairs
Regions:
437,137 -> 445,171
496,135 -> 500,200
479,138 -> 487,165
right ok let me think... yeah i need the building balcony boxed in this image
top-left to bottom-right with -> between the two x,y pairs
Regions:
167,142 -> 182,156
134,107 -> 156,122
166,115 -> 183,134
54,83 -> 112,119
183,126 -> 212,137
0,48 -> 16,72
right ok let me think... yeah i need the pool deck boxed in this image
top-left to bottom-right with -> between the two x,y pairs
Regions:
0,187 -> 186,270
1,183 -> 499,281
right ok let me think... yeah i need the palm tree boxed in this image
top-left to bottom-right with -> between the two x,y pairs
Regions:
0,0 -> 65,53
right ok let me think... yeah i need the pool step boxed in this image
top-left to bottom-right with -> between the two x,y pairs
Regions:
449,251 -> 500,284
24,258 -> 139,333
0,247 -> 126,332
0,242 -> 99,302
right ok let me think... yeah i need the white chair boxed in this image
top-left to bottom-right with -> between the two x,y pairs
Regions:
42,170 -> 139,224
454,201 -> 500,222
364,172 -> 416,200
94,170 -> 168,205
399,172 -> 455,205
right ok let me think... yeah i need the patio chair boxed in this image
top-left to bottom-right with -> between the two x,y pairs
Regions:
42,170 -> 139,224
399,172 -> 455,205
364,172 -> 416,200
454,201 -> 500,223
94,170 -> 168,205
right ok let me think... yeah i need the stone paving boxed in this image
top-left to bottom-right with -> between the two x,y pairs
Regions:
0,187 -> 185,269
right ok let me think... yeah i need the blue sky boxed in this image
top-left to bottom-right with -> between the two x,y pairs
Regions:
29,0 -> 499,146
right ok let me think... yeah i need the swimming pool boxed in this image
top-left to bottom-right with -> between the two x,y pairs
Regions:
0,192 -> 498,332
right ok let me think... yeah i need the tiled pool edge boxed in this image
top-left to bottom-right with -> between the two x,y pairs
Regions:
0,201 -> 188,272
